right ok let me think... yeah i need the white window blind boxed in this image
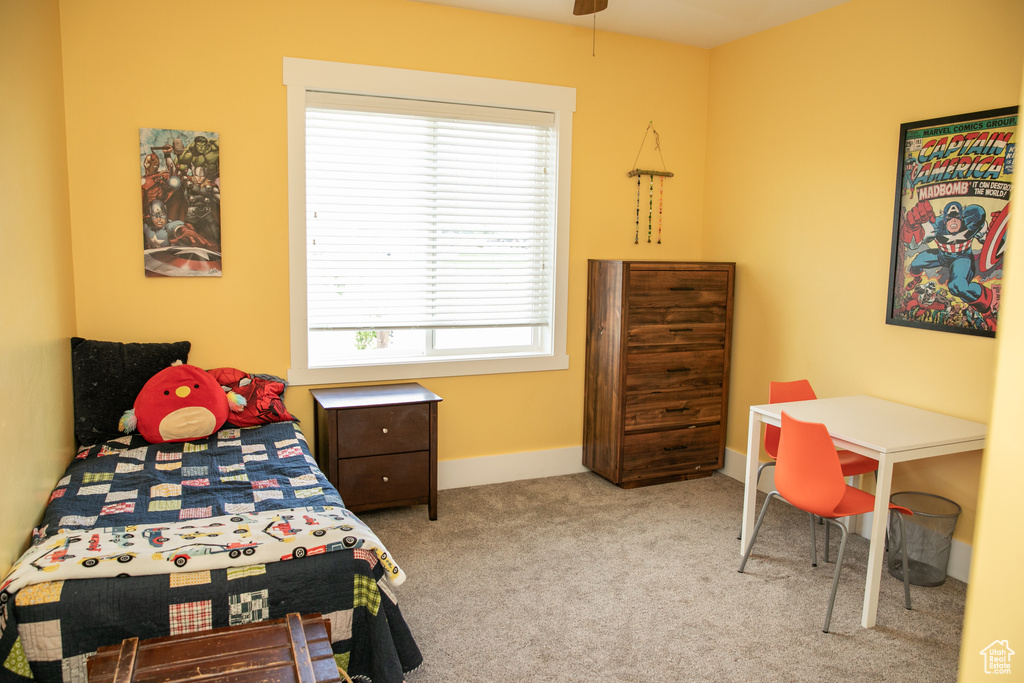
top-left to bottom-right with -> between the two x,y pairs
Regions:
305,91 -> 557,332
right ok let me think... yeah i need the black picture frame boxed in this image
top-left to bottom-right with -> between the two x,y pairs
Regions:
885,107 -> 1017,338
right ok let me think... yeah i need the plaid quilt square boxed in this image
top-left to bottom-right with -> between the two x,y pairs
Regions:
169,600 -> 212,636
228,589 -> 270,626
100,502 -> 135,515
17,620 -> 62,662
169,570 -> 212,588
179,507 -> 212,520
151,484 -> 181,498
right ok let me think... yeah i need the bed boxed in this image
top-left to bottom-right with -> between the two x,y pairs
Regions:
0,339 -> 421,683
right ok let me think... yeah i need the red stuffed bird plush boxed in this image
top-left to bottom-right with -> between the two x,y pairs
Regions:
119,362 -> 245,443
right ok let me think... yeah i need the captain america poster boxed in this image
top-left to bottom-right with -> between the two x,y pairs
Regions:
886,107 -> 1017,337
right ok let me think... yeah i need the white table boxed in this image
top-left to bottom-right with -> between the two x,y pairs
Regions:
741,395 -> 986,628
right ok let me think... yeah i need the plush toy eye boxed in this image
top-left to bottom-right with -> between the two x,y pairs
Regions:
194,384 -> 200,389
163,390 -> 170,395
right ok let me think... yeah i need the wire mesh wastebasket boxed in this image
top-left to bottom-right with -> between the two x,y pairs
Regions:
887,491 -> 961,587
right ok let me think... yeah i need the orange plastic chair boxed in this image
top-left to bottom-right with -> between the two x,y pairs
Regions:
765,380 -> 879,478
738,411 -> 913,633
739,380 -> 880,544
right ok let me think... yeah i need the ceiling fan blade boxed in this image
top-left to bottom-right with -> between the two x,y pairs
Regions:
573,0 -> 608,16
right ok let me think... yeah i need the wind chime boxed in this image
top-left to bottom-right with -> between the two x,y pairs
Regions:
629,122 -> 673,244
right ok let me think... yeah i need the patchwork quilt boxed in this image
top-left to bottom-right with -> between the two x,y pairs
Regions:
0,421 -> 421,683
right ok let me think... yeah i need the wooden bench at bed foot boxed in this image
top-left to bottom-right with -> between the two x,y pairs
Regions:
86,612 -> 350,683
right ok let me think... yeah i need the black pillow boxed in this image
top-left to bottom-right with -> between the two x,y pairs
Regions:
71,337 -> 191,446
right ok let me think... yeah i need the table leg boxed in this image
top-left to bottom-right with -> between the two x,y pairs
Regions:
862,455 -> 893,628
741,410 -> 761,554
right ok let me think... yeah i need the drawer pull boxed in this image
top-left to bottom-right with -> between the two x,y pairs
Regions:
663,445 -> 689,451
382,476 -> 389,483
669,328 -> 694,332
667,367 -> 691,373
666,407 -> 690,413
382,427 -> 389,434
670,286 -> 695,291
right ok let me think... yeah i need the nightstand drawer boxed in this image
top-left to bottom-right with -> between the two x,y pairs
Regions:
338,404 -> 430,458
337,451 -> 429,508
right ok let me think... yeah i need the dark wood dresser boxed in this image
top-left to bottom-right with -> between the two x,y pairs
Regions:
583,260 -> 735,488
312,383 -> 442,519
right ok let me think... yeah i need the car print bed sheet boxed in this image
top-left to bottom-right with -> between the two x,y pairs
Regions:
0,421 -> 422,683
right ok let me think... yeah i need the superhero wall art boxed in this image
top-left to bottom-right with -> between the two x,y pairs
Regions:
886,107 -> 1017,338
140,128 -> 221,277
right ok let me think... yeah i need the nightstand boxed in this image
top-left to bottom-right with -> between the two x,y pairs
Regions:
311,383 -> 442,520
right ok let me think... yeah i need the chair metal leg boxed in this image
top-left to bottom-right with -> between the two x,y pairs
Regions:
738,492 -> 779,573
737,462 -> 776,539
824,517 -> 831,563
822,518 -> 849,633
897,511 -> 912,610
809,513 -> 817,567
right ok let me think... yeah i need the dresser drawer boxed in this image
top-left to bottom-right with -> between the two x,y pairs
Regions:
624,387 -> 723,431
337,451 -> 429,508
627,315 -> 728,349
626,349 -> 725,391
338,404 -> 429,458
628,269 -> 730,310
622,425 -> 721,477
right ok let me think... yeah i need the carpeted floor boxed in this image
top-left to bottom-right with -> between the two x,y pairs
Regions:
360,471 -> 965,682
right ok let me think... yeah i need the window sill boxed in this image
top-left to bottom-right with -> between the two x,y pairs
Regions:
287,353 -> 570,386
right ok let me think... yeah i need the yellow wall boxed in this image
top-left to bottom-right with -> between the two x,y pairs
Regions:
704,0 -> 1024,545
57,0 -> 709,464
958,62 -> 1024,683
0,0 -> 78,575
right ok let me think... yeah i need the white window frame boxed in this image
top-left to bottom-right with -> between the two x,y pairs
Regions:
284,57 -> 575,386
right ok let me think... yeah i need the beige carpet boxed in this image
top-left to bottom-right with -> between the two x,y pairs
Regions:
360,471 -> 965,682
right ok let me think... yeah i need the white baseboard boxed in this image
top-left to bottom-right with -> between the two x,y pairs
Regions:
438,446 -> 588,491
722,447 -> 971,584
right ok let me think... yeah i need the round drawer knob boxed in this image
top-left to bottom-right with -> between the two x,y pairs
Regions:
382,476 -> 389,483
382,427 -> 389,434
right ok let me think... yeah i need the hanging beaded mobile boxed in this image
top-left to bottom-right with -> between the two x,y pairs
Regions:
634,174 -> 641,245
647,174 -> 654,243
629,121 -> 673,245
657,175 -> 664,244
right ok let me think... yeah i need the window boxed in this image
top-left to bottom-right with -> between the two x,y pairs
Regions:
285,59 -> 575,385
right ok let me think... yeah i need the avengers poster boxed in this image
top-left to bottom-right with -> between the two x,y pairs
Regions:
886,107 -> 1017,337
140,127 -> 221,277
